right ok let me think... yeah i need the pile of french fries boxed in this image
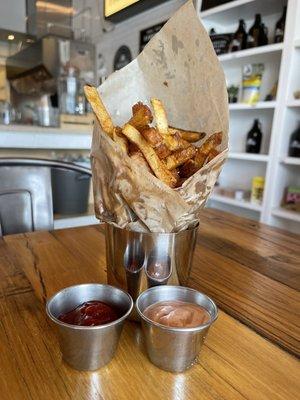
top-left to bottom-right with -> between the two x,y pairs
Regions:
84,85 -> 222,188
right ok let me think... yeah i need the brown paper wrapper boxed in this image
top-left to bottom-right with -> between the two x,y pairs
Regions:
91,1 -> 229,233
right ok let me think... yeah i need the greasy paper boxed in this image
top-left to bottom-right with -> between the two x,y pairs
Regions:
91,0 -> 229,233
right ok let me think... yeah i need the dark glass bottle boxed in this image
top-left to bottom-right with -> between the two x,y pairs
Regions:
274,6 -> 287,43
288,123 -> 300,157
246,119 -> 262,154
231,19 -> 247,51
259,23 -> 269,46
247,14 -> 262,48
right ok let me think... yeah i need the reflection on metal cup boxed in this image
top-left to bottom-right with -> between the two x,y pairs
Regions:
124,239 -> 145,301
145,254 -> 172,287
105,223 -> 198,303
46,283 -> 133,371
136,286 -> 218,373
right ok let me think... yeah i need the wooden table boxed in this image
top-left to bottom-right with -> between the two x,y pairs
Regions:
0,209 -> 299,400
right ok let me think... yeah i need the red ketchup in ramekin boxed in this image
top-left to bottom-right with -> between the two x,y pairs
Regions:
58,300 -> 119,326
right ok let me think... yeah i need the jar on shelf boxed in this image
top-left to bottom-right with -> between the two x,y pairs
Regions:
251,176 -> 265,205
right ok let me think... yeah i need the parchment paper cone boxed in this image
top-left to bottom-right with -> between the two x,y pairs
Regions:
91,1 -> 229,233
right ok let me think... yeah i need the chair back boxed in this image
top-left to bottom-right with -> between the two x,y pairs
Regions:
0,165 -> 53,235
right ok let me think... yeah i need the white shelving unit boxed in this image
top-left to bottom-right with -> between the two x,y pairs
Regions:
272,208 -> 300,223
287,99 -> 300,107
281,157 -> 300,165
197,0 -> 300,234
229,152 -> 269,162
211,194 -> 262,212
218,42 -> 283,62
229,101 -> 276,110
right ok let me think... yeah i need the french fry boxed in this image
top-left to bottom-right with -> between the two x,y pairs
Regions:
129,102 -> 153,129
179,159 -> 199,179
113,126 -> 128,153
151,98 -> 168,134
179,131 -> 222,178
198,131 -> 222,155
84,85 -> 114,138
163,132 -> 190,151
83,91 -> 224,188
155,143 -> 172,159
128,142 -> 140,156
140,127 -> 162,147
122,123 -> 177,188
165,146 -> 196,170
169,127 -> 206,143
194,131 -> 222,167
140,127 -> 187,153
206,148 -> 220,163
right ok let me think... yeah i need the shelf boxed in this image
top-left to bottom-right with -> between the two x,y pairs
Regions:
272,208 -> 300,223
281,157 -> 300,166
287,99 -> 300,108
0,124 -> 92,150
229,152 -> 269,162
201,0 -> 254,19
200,0 -> 286,26
210,194 -> 262,212
218,43 -> 283,62
295,39 -> 300,48
229,102 -> 276,110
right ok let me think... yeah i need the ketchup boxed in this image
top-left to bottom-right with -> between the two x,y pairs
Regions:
58,300 -> 119,326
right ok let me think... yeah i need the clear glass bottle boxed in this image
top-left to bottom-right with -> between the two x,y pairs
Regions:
59,67 -> 78,115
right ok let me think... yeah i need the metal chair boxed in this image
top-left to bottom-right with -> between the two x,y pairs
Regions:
0,158 -> 91,236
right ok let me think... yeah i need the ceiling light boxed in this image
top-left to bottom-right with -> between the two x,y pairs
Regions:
7,34 -> 15,41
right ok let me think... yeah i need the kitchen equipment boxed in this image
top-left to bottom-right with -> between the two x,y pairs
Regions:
136,286 -> 218,372
105,223 -> 198,304
37,95 -> 59,127
0,100 -> 12,125
51,167 -> 91,215
6,36 -> 95,120
46,283 -> 133,371
38,106 -> 59,127
58,68 -> 86,115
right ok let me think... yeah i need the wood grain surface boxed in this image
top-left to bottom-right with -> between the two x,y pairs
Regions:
0,209 -> 299,400
189,209 -> 300,356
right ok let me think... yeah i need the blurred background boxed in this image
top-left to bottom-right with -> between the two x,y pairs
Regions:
0,0 -> 299,234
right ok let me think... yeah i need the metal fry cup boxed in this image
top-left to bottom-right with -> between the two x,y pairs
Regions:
46,283 -> 133,371
136,286 -> 218,373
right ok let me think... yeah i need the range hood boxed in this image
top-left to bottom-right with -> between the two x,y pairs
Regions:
27,0 -> 74,39
6,36 -> 94,95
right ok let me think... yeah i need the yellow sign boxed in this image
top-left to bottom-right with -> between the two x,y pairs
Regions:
105,0 -> 140,17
